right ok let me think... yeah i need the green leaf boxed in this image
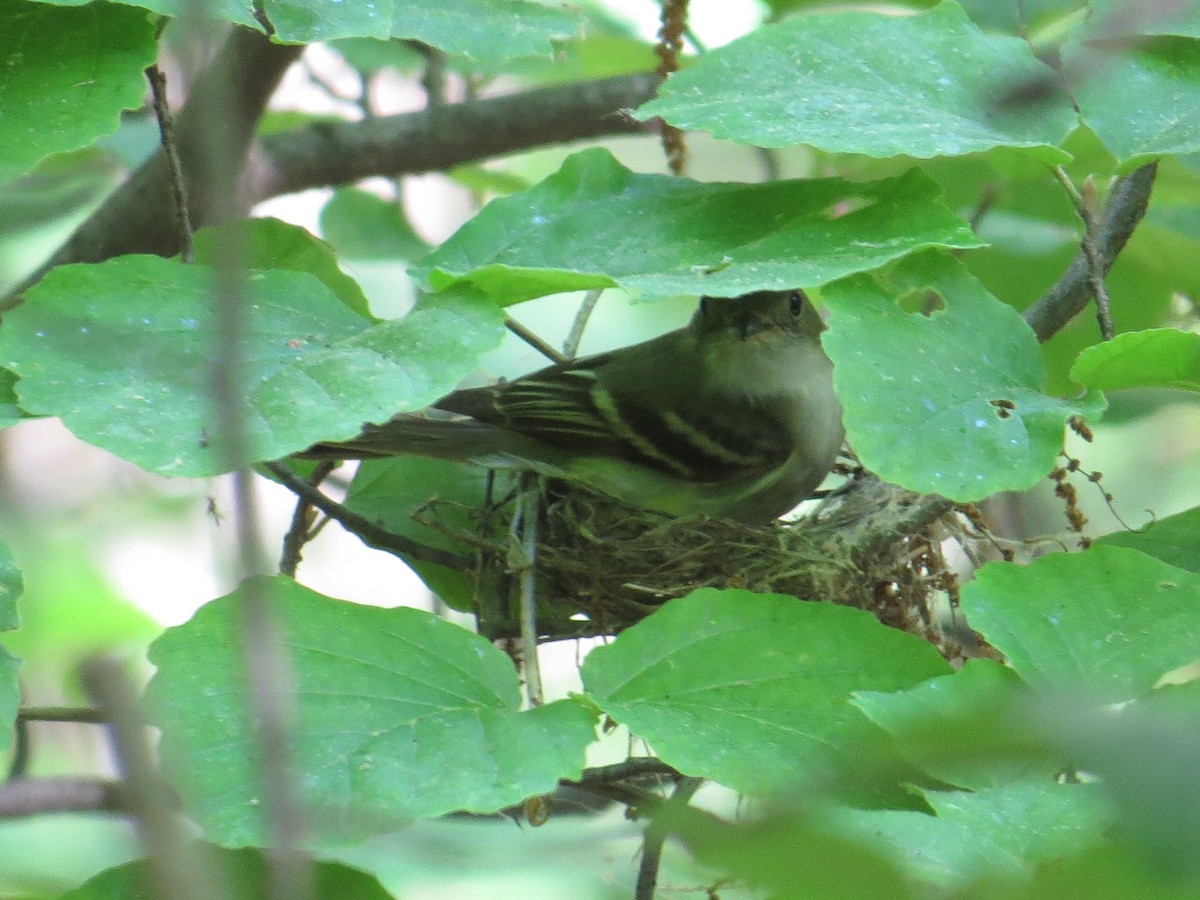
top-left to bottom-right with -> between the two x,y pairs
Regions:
831,782 -> 1111,887
414,149 -> 982,303
822,252 -> 1103,501
636,2 -> 1075,160
193,219 -> 372,318
345,457 -> 501,611
676,810 -> 916,900
959,546 -> 1200,702
60,843 -> 394,900
0,369 -> 28,427
0,2 -> 156,185
1095,506 -> 1200,574
319,189 -> 432,262
854,659 -> 1045,790
390,1 -> 580,61
1070,329 -> 1200,393
1068,35 -> 1200,168
580,588 -> 951,797
0,540 -> 21,754
0,257 -> 504,476
145,577 -> 597,847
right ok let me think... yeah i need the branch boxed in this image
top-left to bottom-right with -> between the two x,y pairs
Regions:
263,461 -> 472,571
1024,162 -> 1158,342
248,73 -> 660,201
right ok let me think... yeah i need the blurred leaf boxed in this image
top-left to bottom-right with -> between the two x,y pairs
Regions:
823,252 -> 1103,501
0,3 -> 156,185
831,781 -> 1111,887
1071,329 -> 1200,393
959,546 -> 1200,702
854,659 -> 1047,790
0,542 -> 19,633
146,576 -> 597,847
1096,506 -> 1200,574
415,148 -> 982,303
61,843 -> 393,899
331,36 -> 424,75
1068,35 -> 1200,169
580,588 -> 950,797
637,2 -> 1075,160
0,370 -> 29,426
447,164 -> 533,197
675,807 -> 917,900
194,218 -> 372,317
320,189 -> 432,262
0,257 -> 504,476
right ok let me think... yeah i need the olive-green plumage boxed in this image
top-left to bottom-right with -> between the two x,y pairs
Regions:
302,290 -> 844,523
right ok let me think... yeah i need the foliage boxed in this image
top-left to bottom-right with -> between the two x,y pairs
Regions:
0,0 -> 1198,898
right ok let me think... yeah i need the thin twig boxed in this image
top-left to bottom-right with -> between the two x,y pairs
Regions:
80,656 -> 213,900
265,461 -> 472,570
574,757 -> 680,785
562,289 -> 603,359
515,475 -> 544,707
146,63 -> 194,263
1052,166 -> 1115,340
278,460 -> 337,576
636,776 -> 704,900
18,705 -> 108,723
506,316 -> 568,363
1024,162 -> 1156,342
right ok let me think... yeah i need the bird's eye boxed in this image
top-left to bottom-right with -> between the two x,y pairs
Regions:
789,291 -> 805,317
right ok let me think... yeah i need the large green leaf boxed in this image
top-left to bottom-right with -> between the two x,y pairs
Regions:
822,252 -> 1103,501
580,588 -> 951,797
959,546 -> 1200,702
830,782 -> 1111,887
0,2 -> 156,185
1068,34 -> 1200,168
414,149 -> 982,303
636,1 -> 1075,160
0,256 -> 504,476
1096,506 -> 1200,574
145,577 -> 597,847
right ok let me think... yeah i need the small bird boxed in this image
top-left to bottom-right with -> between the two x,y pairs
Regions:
302,290 -> 844,524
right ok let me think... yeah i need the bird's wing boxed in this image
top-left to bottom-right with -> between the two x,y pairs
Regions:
437,351 -> 794,481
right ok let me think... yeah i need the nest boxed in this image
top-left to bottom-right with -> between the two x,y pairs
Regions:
431,476 -> 978,651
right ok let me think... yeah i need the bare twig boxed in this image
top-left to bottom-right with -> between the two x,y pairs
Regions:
1024,162 -> 1157,342
18,705 -> 108,723
515,475 -> 544,707
562,289 -> 603,359
80,656 -> 213,900
264,461 -> 472,571
636,776 -> 704,900
574,758 -> 680,785
1052,166 -> 1114,340
279,460 -> 337,576
146,64 -> 195,263
506,316 -> 569,364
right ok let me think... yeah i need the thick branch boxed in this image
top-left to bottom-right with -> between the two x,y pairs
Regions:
248,73 -> 660,200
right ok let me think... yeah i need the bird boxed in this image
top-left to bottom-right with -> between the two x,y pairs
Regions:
301,289 -> 844,524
